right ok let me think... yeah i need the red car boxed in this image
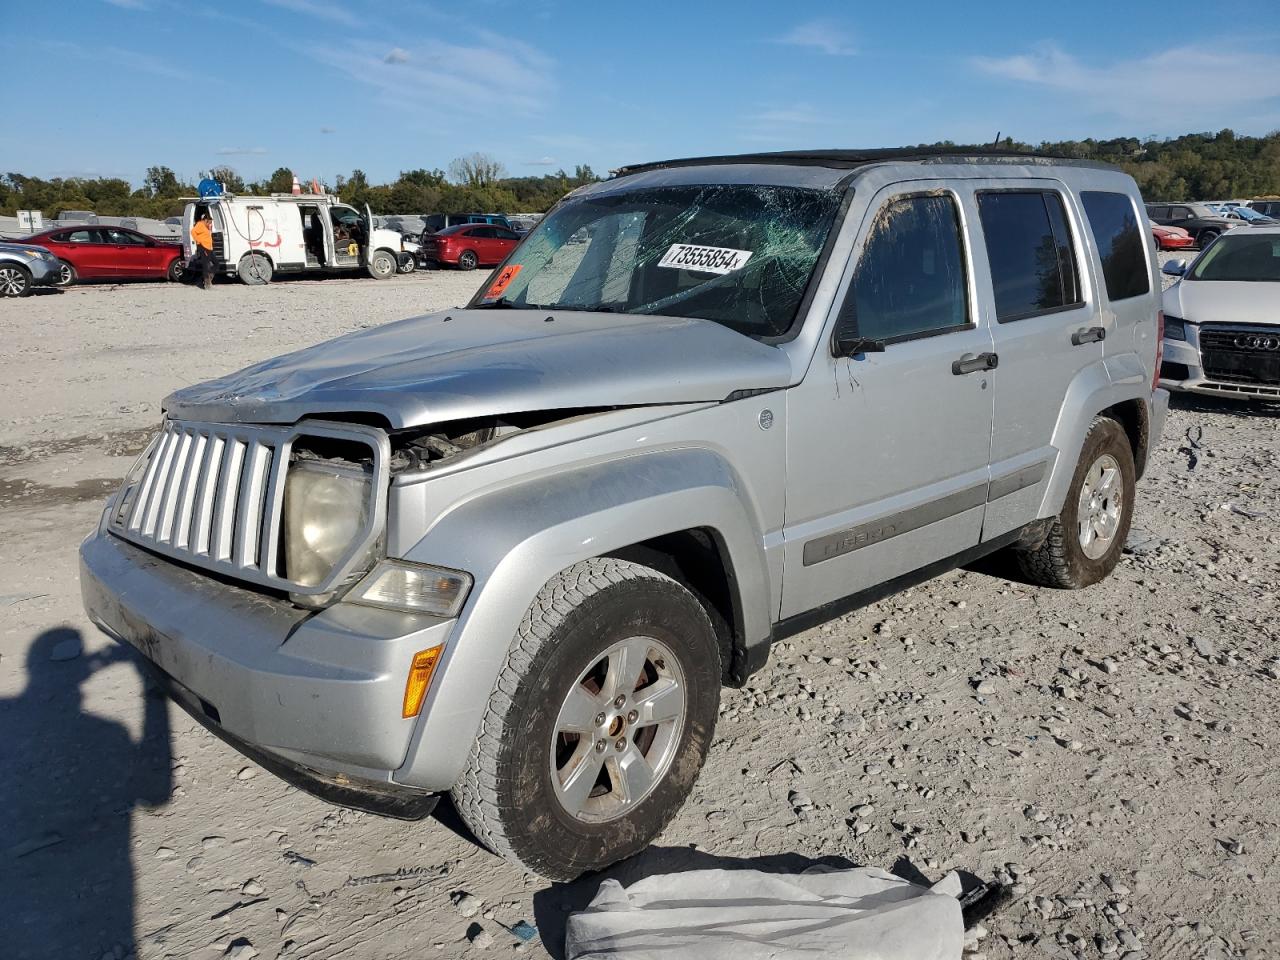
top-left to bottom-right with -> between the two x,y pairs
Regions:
1152,224 -> 1195,251
421,223 -> 520,270
23,225 -> 185,285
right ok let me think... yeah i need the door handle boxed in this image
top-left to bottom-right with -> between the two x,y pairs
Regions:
952,352 -> 999,375
1071,326 -> 1106,346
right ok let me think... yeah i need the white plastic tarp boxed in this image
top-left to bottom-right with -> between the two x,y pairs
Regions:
565,865 -> 964,960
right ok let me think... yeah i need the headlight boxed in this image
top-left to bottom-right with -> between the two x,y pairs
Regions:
282,458 -> 372,588
348,560 -> 473,617
22,249 -> 42,259
1164,316 -> 1188,341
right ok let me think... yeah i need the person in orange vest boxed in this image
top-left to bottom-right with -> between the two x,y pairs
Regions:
190,211 -> 216,290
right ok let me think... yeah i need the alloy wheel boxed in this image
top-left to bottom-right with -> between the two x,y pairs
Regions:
0,267 -> 28,296
1076,453 -> 1123,560
550,635 -> 686,823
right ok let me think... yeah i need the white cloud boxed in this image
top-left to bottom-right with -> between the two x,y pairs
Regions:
739,101 -> 834,144
300,33 -> 555,116
777,20 -> 856,57
104,0 -> 148,9
215,147 -> 269,156
383,47 -> 410,64
320,126 -> 336,134
262,0 -> 359,27
972,44 -> 1280,122
525,156 -> 559,166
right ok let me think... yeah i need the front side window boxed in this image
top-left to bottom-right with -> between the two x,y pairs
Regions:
65,229 -> 97,243
468,183 -> 841,339
978,191 -> 1082,321
838,193 -> 969,342
1081,191 -> 1150,301
104,229 -> 145,245
1171,206 -> 1194,220
1189,234 -> 1280,283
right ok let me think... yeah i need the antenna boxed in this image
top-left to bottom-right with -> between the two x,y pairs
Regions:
991,131 -> 1002,148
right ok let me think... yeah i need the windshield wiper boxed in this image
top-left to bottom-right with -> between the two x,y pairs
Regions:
470,297 -> 519,309
541,303 -> 615,313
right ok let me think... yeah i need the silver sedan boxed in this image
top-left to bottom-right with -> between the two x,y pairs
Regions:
0,242 -> 62,297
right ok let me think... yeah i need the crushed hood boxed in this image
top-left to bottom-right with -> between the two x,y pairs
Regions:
1164,280 -> 1280,328
164,309 -> 791,428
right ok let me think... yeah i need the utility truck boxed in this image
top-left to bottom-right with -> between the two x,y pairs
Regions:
181,192 -> 410,285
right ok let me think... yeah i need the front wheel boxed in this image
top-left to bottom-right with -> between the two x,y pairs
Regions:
237,253 -> 272,285
1197,229 -> 1219,248
451,558 -> 721,880
1015,416 -> 1135,589
397,254 -> 416,274
56,261 -> 77,287
368,249 -> 397,280
0,263 -> 32,297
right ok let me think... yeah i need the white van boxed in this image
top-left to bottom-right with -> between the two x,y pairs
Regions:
181,193 -> 408,285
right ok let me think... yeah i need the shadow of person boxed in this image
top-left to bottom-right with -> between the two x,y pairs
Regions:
0,627 -> 172,960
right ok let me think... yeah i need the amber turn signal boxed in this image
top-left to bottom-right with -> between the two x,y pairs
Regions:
402,645 -> 444,718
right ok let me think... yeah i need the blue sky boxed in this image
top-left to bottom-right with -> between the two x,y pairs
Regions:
6,0 -> 1280,188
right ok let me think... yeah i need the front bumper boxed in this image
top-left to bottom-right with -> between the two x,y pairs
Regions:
27,256 -> 61,286
80,519 -> 456,794
1160,328 -> 1280,401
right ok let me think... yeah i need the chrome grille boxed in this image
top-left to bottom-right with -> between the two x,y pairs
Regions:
110,419 -> 389,594
1200,324 -> 1280,387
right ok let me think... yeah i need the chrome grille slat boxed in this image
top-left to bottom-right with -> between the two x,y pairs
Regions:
109,419 -> 388,596
127,427 -> 175,532
156,431 -> 194,543
191,435 -> 225,555
212,440 -> 247,562
172,433 -> 208,549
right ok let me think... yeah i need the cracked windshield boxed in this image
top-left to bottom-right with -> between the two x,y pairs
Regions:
470,184 -> 842,338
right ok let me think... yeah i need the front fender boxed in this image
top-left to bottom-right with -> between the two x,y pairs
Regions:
391,447 -> 772,791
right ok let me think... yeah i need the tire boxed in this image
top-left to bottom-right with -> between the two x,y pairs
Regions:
397,256 -> 416,274
166,258 -> 185,283
1015,416 -> 1135,589
237,253 -> 272,285
457,249 -> 478,271
1197,229 -> 1219,249
0,263 -> 32,297
451,558 -> 721,880
55,261 -> 77,287
368,249 -> 397,280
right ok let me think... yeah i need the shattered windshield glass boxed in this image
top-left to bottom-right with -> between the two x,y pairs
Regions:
468,184 -> 842,338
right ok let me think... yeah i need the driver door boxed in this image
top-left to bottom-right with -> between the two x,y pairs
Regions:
781,184 -> 995,618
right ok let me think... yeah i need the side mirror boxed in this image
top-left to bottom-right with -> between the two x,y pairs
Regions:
1162,259 -> 1187,277
832,327 -> 886,358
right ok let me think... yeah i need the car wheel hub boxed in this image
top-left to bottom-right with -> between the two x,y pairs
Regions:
1076,453 -> 1122,560
549,635 -> 685,823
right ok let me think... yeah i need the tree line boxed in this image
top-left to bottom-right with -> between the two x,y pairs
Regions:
0,154 -> 600,220
3,131 -> 1279,221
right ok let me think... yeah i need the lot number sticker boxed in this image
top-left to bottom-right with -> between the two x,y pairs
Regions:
658,243 -> 753,275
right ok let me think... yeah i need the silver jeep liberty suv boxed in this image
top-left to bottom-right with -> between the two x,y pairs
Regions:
82,149 -> 1168,879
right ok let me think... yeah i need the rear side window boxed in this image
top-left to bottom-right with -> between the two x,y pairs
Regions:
977,191 -> 1082,322
1080,191 -> 1150,301
841,193 -> 969,343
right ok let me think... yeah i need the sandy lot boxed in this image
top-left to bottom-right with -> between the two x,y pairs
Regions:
2,262 -> 1278,960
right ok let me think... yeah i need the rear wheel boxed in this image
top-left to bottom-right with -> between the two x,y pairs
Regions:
1015,417 -> 1135,589
237,253 -> 272,285
457,249 -> 478,271
56,261 -> 77,287
0,263 -> 32,297
166,258 -> 185,283
368,249 -> 397,280
451,558 -> 721,880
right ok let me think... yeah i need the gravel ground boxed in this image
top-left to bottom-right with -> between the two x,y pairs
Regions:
2,257 -> 1278,960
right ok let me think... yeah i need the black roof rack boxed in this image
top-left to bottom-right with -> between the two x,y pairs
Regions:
611,147 -> 1114,178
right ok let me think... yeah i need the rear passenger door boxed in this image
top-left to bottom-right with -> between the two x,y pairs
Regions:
970,183 -> 1103,541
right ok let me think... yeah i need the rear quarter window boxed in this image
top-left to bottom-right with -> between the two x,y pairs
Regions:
1080,191 -> 1150,301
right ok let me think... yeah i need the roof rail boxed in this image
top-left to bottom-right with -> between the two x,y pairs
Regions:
611,147 -> 1117,178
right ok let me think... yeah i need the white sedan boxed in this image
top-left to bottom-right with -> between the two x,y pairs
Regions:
1160,225 -> 1280,401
